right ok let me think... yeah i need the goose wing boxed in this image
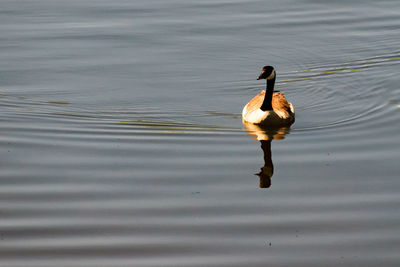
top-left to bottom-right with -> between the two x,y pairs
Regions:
272,92 -> 293,116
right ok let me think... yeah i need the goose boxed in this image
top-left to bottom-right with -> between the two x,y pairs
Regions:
242,66 -> 295,126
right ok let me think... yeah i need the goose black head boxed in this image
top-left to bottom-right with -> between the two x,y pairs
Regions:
257,66 -> 276,80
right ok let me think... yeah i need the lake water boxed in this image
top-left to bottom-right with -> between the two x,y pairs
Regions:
1,0 -> 400,266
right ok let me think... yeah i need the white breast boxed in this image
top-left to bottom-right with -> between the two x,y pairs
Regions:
242,106 -> 269,124
242,105 -> 294,126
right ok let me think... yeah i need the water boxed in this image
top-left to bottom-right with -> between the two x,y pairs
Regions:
1,0 -> 400,266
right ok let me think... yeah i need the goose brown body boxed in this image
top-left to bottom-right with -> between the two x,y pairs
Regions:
242,91 -> 295,125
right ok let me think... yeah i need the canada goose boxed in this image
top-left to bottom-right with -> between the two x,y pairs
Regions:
242,66 -> 295,126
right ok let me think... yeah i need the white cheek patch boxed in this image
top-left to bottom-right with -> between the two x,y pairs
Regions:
267,69 -> 275,80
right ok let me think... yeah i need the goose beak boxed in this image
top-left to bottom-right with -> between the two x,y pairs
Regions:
257,72 -> 264,80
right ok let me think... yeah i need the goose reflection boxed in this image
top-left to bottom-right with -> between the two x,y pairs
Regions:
243,121 -> 291,188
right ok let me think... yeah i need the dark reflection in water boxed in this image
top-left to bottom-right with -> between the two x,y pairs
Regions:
257,140 -> 273,188
243,122 -> 291,188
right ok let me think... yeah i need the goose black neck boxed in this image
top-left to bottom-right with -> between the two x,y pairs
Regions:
260,76 -> 275,111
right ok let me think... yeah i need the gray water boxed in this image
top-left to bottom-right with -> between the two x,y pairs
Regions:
1,0 -> 400,266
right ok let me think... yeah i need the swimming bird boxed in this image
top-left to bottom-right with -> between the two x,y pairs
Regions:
242,66 -> 295,126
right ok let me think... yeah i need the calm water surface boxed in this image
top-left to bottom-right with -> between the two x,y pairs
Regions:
1,0 -> 400,266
